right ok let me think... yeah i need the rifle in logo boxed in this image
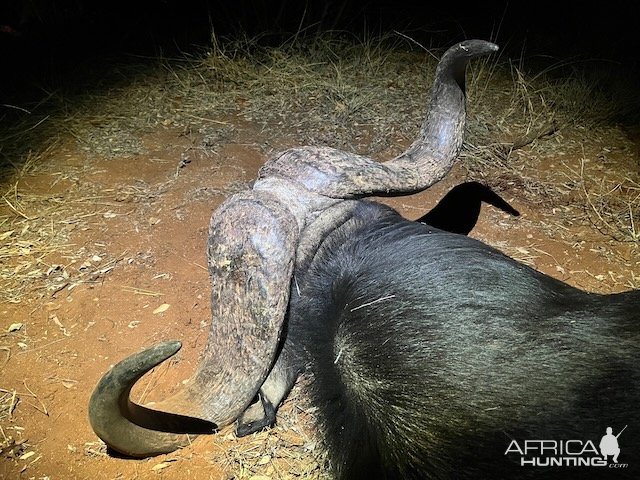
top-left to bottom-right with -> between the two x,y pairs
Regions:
600,425 -> 627,463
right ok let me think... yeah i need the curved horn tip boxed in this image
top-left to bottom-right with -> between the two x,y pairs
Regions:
146,340 -> 183,361
88,340 -> 184,410
88,339 -> 197,459
110,340 -> 183,384
452,39 -> 500,56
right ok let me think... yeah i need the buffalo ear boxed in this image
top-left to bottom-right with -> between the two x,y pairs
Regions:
418,181 -> 519,235
235,393 -> 277,437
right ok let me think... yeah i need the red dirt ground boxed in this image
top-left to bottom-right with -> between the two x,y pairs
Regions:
1,117 -> 638,479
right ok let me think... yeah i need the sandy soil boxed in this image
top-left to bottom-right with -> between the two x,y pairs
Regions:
1,107 -> 638,480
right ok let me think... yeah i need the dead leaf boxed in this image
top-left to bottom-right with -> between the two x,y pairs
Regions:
51,314 -> 63,328
19,451 -> 36,460
152,461 -> 172,472
50,314 -> 71,336
153,303 -> 170,314
61,379 -> 78,389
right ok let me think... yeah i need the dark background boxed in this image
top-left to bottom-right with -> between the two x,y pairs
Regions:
1,1 -> 638,102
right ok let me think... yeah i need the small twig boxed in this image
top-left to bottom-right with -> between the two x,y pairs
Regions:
121,286 -> 163,297
8,389 -> 18,417
628,203 -> 639,240
0,115 -> 50,143
530,246 -> 564,272
2,195 -> 32,220
22,381 -> 48,417
85,447 -> 109,457
18,337 -> 67,354
1,103 -> 32,114
191,261 -> 208,272
181,112 -> 229,125
27,454 -> 43,468
509,121 -> 558,151
579,154 -> 617,233
392,30 -> 433,57
0,346 -> 10,367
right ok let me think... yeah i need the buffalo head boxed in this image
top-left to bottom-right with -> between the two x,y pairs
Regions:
88,39 -> 499,457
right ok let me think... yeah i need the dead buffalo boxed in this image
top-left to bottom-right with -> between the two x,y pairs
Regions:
88,39 -> 639,479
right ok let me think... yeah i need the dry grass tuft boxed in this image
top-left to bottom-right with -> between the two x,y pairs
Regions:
0,149 -> 127,303
2,32 -> 638,303
573,155 -> 640,242
209,383 -> 330,479
460,51 -> 639,244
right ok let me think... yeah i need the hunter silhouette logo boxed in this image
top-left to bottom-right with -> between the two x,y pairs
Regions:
600,425 -> 626,464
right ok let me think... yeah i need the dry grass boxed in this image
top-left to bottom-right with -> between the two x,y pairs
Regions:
0,382 -> 44,462
460,50 -> 639,246
2,32 -> 638,300
0,150 -> 126,303
573,154 -> 640,241
206,384 -> 330,479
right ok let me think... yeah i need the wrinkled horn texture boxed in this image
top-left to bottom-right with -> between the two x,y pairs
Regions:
258,40 -> 499,198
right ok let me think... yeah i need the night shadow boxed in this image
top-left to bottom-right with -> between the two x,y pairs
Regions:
417,181 -> 519,235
